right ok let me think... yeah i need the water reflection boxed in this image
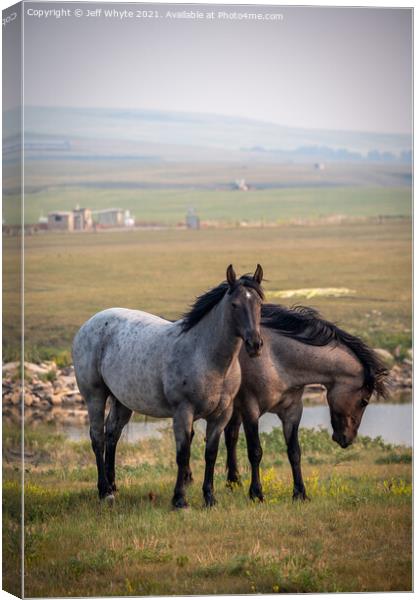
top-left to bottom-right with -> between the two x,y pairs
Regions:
261,404 -> 412,447
64,402 -> 412,447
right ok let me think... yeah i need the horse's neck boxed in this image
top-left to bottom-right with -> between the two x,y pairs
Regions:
189,297 -> 242,372
269,332 -> 360,389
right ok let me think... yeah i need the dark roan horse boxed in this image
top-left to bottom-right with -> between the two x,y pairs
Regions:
223,303 -> 389,501
72,265 -> 264,508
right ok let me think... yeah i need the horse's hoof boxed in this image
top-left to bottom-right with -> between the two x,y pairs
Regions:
204,495 -> 217,508
172,497 -> 189,510
292,492 -> 310,502
249,489 -> 264,503
251,495 -> 264,503
102,494 -> 115,507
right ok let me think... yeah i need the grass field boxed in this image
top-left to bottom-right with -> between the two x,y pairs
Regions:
3,219 -> 411,363
3,426 -> 412,596
2,183 -> 412,596
3,185 -> 412,226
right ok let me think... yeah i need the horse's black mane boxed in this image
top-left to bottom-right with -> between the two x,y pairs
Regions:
181,275 -> 264,333
261,303 -> 389,398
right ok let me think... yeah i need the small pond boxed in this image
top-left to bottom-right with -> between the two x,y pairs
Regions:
64,402 -> 412,447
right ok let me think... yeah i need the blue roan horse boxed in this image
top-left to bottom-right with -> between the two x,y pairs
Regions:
72,265 -> 264,508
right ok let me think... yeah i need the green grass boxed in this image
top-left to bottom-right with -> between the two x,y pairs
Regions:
4,185 -> 411,226
3,220 -> 411,363
3,426 -> 412,596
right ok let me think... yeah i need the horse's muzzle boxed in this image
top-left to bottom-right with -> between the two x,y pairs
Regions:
245,337 -> 263,358
332,431 -> 353,449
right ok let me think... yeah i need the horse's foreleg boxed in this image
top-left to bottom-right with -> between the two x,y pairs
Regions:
85,389 -> 114,501
203,406 -> 234,507
243,417 -> 264,502
104,396 -> 133,492
279,399 -> 308,501
172,406 -> 194,509
224,409 -> 242,485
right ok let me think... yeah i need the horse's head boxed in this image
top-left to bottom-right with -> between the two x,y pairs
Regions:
226,264 -> 264,357
326,380 -> 371,448
326,347 -> 389,448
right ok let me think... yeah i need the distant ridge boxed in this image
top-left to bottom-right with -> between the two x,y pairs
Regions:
4,106 -> 412,163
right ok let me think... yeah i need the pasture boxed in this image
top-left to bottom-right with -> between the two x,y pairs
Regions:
4,184 -> 411,226
2,181 -> 412,595
3,219 -> 411,363
3,425 -> 412,596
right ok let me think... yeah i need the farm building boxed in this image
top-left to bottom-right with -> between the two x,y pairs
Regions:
48,211 -> 74,231
73,207 -> 93,231
96,208 -> 125,227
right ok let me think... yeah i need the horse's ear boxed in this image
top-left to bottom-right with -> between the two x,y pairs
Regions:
253,263 -> 263,284
226,264 -> 237,287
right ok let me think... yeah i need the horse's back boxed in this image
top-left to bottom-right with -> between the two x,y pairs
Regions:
74,308 -> 168,351
78,307 -> 167,330
73,307 -> 177,417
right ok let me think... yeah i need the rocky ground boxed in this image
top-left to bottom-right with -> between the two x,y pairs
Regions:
2,362 -> 88,427
2,349 -> 412,428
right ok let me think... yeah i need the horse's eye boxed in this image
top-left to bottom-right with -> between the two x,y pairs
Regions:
231,302 -> 238,309
360,399 -> 369,408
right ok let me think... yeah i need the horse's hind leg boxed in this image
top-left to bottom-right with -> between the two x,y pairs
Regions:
243,416 -> 264,502
277,392 -> 308,501
183,427 -> 194,485
105,396 -> 133,492
224,408 -> 242,486
85,387 -> 114,501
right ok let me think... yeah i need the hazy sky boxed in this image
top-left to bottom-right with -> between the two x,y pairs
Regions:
20,3 -> 412,134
